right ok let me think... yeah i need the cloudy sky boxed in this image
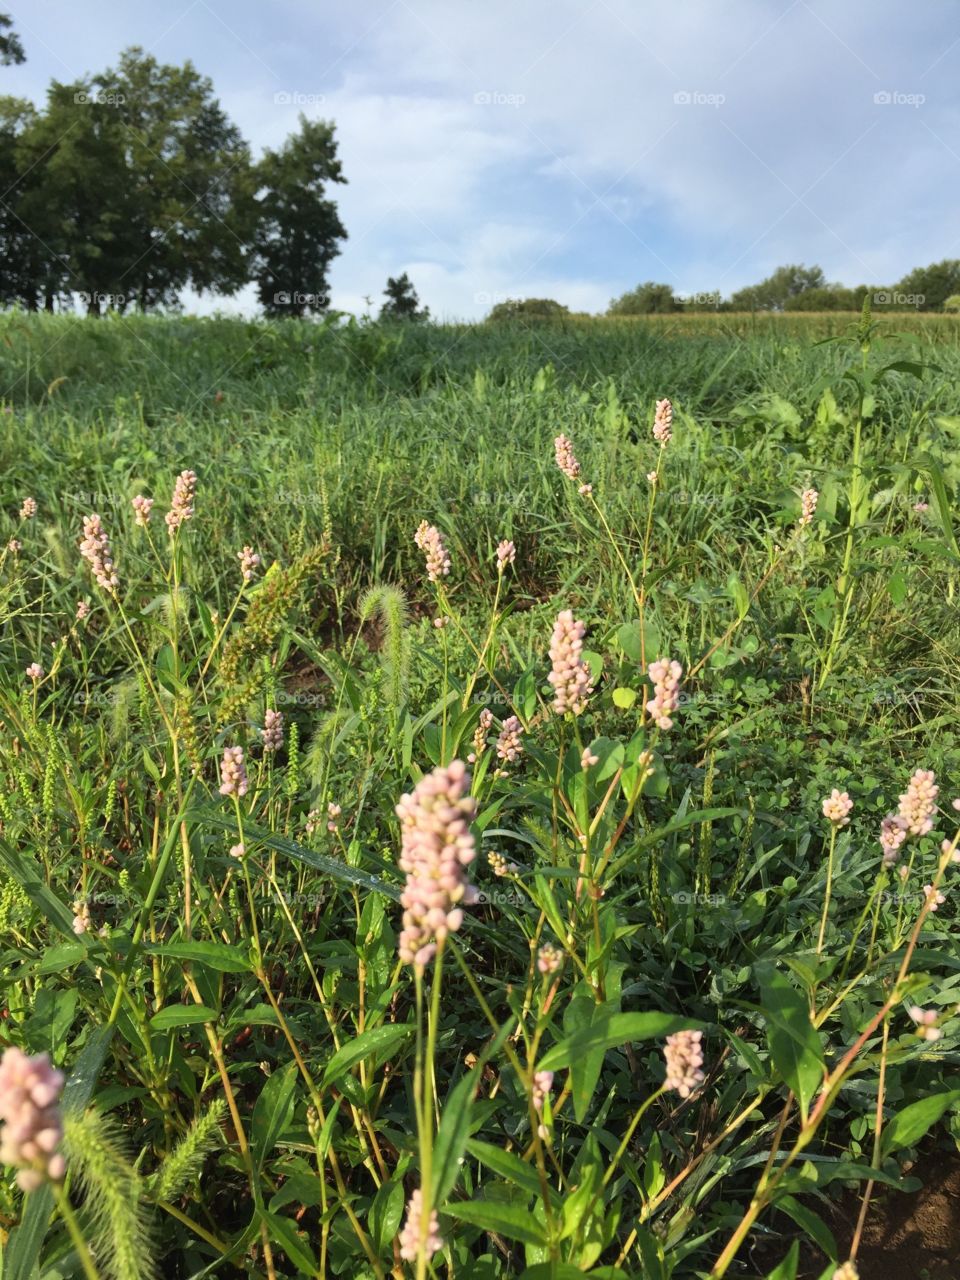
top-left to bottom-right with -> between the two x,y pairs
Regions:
5,0 -> 959,318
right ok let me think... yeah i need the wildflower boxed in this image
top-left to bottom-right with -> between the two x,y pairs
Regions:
578,483 -> 593,496
646,471 -> 658,485
25,663 -> 43,683
496,715 -> 523,763
238,546 -> 261,583
532,1069 -> 553,1112
646,658 -> 682,730
496,539 -> 516,570
548,610 -> 593,716
414,521 -> 450,582
653,398 -> 673,445
327,802 -> 341,833
398,1188 -> 443,1262
488,851 -> 517,877
229,843 -> 245,860
470,708 -> 493,761
396,760 -> 478,967
19,498 -> 37,520
913,500 -> 929,513
218,746 -> 248,798
7,538 -> 21,552
554,433 -> 581,481
953,798 -> 960,811
71,901 -> 91,935
880,814 -> 909,867
305,808 -> 322,836
131,495 -> 154,527
832,1264 -> 859,1280
433,616 -> 448,629
907,1006 -> 942,1042
798,488 -> 818,527
822,789 -> 853,827
0,1047 -> 66,1191
262,708 -> 283,752
940,837 -> 960,864
581,746 -> 599,769
76,600 -> 91,621
923,883 -> 945,912
537,943 -> 562,975
663,1029 -> 705,1098
79,513 -> 119,591
898,768 -> 938,836
165,469 -> 197,533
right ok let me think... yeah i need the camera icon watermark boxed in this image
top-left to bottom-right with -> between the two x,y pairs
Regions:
273,91 -> 326,107
872,290 -> 925,308
473,90 -> 526,107
74,90 -> 126,106
674,90 -> 725,108
873,90 -> 925,108
273,290 -> 330,308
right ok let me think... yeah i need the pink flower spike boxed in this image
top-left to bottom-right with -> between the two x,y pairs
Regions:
653,398 -> 673,445
821,789 -> 853,827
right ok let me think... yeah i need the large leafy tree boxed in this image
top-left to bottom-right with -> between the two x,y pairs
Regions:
893,260 -> 960,312
254,116 -> 347,318
607,282 -> 681,315
380,272 -> 429,321
730,264 -> 827,311
0,13 -> 24,65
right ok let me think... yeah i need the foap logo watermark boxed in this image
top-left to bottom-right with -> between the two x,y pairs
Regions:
274,488 -> 326,508
274,689 -> 327,709
74,90 -> 126,106
274,91 -> 326,107
674,90 -> 725,108
678,291 -> 723,308
273,290 -> 330,308
874,90 -> 925,108
63,489 -> 126,511
671,891 -> 728,906
873,290 -> 925,308
473,90 -> 526,107
78,291 -> 128,310
474,291 -> 515,307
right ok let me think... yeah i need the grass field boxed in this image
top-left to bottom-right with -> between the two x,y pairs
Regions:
0,309 -> 958,1279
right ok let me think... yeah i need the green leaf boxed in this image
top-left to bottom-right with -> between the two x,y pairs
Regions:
322,1024 -> 413,1087
465,1140 -> 544,1200
538,1011 -> 702,1073
258,1209 -> 316,1274
755,963 -> 825,1122
149,1005 -> 218,1030
369,1179 -> 406,1253
776,1195 -> 837,1262
443,1199 -> 547,1246
434,1019 -> 513,1203
612,687 -> 637,709
880,1089 -> 960,1158
251,1062 -> 298,1172
764,1239 -> 799,1280
144,942 -> 252,973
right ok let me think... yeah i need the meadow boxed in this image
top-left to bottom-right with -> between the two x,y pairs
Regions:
0,307 -> 958,1280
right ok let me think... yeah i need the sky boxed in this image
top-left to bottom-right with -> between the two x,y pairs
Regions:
4,0 -> 959,319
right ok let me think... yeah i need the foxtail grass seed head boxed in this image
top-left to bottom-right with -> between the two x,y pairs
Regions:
19,497 -> 37,519
165,469 -> 197,533
822,789 -> 853,827
131,495 -> 154,527
75,600 -> 91,621
396,760 -> 478,967
25,663 -> 43,683
798,488 -> 819,527
238,545 -> 261,582
398,1188 -> 443,1262
414,520 -> 451,582
554,433 -> 581,481
0,1047 -> 66,1191
581,746 -> 599,769
80,513 -> 119,592
646,659 -> 682,730
537,943 -> 562,975
899,768 -> 938,836
880,814 -> 909,867
262,708 -> 283,752
496,539 -> 516,569
923,883 -> 945,911
907,1006 -> 942,1041
548,610 -> 593,716
653,398 -> 673,445
218,745 -> 248,798
663,1029 -> 705,1097
496,716 -> 523,763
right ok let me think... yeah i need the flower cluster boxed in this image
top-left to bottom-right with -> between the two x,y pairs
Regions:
488,851 -> 517,877
7,538 -> 21,552
71,900 -> 91,935
662,1029 -> 705,1098
262,708 -> 283,752
879,814 -> 909,867
0,1047 -> 66,1191
219,745 -> 248,798
396,760 -> 478,967
548,610 -> 593,716
907,1006 -> 942,1041
238,546 -> 261,583
898,768 -> 938,836
646,659 -> 682,730
554,433 -> 581,481
25,662 -> 43,683
414,521 -> 451,582
653,398 -> 673,445
923,883 -> 946,912
75,600 -> 91,621
398,1189 -> 443,1262
470,708 -> 493,760
822,789 -> 853,827
496,715 -> 523,763
327,802 -> 341,833
496,539 -> 516,569
19,497 -> 37,520
798,488 -> 818,527
165,469 -> 197,533
131,495 -> 154,527
537,943 -> 562,975
581,746 -> 599,769
80,513 -> 119,591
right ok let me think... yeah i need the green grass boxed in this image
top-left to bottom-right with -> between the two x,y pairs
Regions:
0,310 -> 958,1280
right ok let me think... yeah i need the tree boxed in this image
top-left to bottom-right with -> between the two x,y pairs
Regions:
944,295 -> 960,314
892,260 -> 960,312
784,284 -> 868,311
486,297 -> 569,322
0,97 -> 69,310
607,282 -> 681,315
254,115 -> 347,318
730,264 -> 826,311
380,273 -> 429,321
0,13 -> 24,65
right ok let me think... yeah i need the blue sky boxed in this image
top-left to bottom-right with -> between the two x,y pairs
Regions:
4,0 -> 959,318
